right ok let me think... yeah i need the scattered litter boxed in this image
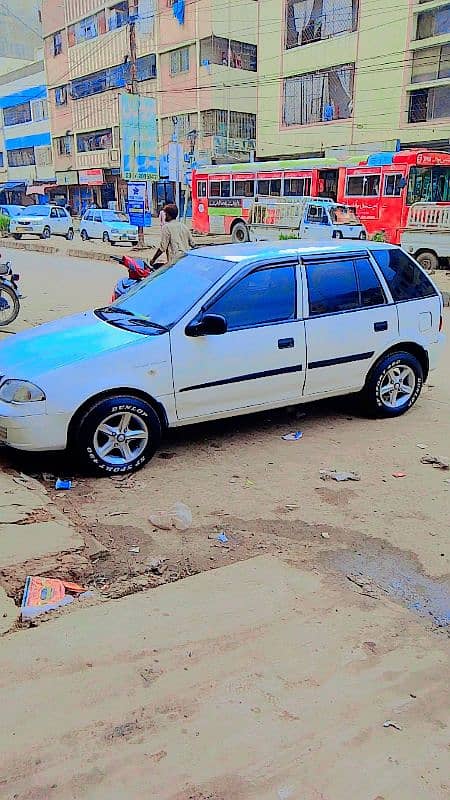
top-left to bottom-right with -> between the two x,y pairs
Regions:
383,720 -> 403,731
21,576 -> 91,619
147,557 -> 166,574
217,532 -> 229,544
420,454 -> 449,470
281,431 -> 303,441
320,469 -> 361,482
392,472 -> 407,478
277,787 -> 294,800
42,472 -> 55,481
129,546 -> 140,554
416,444 -> 426,450
346,573 -> 381,599
244,479 -> 255,488
55,478 -> 72,490
444,479 -> 450,485
285,504 -> 299,510
321,532 -> 330,539
149,502 -> 192,531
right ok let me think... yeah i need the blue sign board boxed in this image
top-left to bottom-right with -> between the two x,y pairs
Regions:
128,200 -> 145,227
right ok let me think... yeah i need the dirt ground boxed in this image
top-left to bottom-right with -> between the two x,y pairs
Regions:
0,247 -> 449,799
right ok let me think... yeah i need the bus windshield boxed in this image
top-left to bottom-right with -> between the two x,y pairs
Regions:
407,166 -> 450,204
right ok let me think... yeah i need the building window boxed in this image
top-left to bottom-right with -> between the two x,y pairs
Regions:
0,151 -> 4,168
408,85 -> 450,122
346,174 -> 380,196
283,64 -> 354,125
200,36 -> 257,71
170,46 -> 190,75
31,99 -> 48,122
35,145 -> 52,166
107,1 -> 128,30
70,56 -> 156,100
55,135 -> 72,156
68,11 -> 106,46
285,0 -> 359,50
55,86 -> 68,106
53,31 -> 62,56
7,147 -> 35,167
201,110 -> 256,139
416,4 -> 450,40
76,128 -> 112,152
3,101 -> 32,126
411,44 -> 450,84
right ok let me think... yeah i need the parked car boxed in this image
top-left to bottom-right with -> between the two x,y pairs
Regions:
0,241 -> 443,474
9,205 -> 74,240
80,209 -> 138,245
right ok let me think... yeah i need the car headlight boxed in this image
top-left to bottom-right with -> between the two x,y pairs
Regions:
0,380 -> 46,403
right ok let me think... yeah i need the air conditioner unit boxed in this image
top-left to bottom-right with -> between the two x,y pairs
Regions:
109,148 -> 119,163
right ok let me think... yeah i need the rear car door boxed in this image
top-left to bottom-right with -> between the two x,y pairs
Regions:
303,253 -> 398,396
171,261 -> 306,420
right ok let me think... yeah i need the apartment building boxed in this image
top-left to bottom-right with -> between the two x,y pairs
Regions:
41,0 -> 258,214
257,0 -> 450,160
0,60 -> 54,206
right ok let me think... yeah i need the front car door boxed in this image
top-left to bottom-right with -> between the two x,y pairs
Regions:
170,261 -> 306,420
301,203 -> 332,241
92,210 -> 102,238
49,207 -> 61,234
57,207 -> 70,234
302,253 -> 399,396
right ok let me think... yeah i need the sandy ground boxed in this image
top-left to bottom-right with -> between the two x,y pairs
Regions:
0,248 -> 449,799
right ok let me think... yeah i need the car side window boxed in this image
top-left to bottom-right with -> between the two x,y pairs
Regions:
93,212 -> 102,222
306,205 -> 327,225
372,249 -> 437,301
58,208 -> 67,218
50,208 -> 58,218
306,259 -> 359,315
208,265 -> 296,330
85,211 -> 92,221
355,257 -> 386,307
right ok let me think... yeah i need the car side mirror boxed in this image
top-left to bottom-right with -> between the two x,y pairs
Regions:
185,313 -> 227,337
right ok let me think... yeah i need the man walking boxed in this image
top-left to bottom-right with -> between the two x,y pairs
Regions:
150,203 -> 194,267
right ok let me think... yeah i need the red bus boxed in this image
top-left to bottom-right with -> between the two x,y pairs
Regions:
192,150 -> 450,244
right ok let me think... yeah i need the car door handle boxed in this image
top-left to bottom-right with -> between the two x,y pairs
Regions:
278,337 -> 294,349
374,321 -> 388,332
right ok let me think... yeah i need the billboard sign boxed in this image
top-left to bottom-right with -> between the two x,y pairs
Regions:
120,93 -> 158,181
79,168 -> 104,185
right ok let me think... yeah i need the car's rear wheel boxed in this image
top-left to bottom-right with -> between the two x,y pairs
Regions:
80,229 -> 89,241
74,395 -> 162,474
41,226 -> 51,239
102,231 -> 110,244
363,351 -> 423,417
12,233 -> 22,240
66,227 -> 74,240
416,250 -> 439,272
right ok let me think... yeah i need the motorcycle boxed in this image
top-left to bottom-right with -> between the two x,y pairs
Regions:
0,257 -> 20,326
110,254 -> 162,301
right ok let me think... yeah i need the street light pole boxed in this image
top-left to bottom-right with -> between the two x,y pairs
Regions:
128,0 -> 145,248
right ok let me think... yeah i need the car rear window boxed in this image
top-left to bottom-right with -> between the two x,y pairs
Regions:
372,249 -> 437,301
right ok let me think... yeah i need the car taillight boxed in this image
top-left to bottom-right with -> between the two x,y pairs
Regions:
439,314 -> 443,332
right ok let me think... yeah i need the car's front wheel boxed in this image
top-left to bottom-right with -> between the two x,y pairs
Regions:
74,395 -> 162,474
12,233 -> 22,240
363,351 -> 423,417
80,229 -> 89,241
41,226 -> 51,239
66,227 -> 74,240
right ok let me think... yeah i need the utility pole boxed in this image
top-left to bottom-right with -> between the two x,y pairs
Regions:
128,0 -> 145,248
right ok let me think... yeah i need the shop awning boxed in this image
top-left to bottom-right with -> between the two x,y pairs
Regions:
26,183 -> 57,196
0,181 -> 26,191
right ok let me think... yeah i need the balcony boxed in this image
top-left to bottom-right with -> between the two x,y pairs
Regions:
76,149 -> 120,170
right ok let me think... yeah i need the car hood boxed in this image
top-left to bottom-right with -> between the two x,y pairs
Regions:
0,311 -> 147,379
108,221 -> 137,231
16,215 -> 47,222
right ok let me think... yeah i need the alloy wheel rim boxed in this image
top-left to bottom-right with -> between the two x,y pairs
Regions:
379,365 -> 416,409
0,291 -> 14,324
93,411 -> 148,466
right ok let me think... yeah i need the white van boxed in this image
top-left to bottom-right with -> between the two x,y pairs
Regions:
249,197 -> 367,243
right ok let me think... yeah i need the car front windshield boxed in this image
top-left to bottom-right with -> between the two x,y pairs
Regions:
21,206 -> 50,216
102,211 -> 130,223
104,253 -> 232,328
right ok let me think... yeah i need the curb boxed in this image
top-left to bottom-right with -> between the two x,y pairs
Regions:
1,239 -> 58,254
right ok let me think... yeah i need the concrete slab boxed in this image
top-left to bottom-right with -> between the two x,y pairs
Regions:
0,520 -> 83,567
1,556 -> 448,800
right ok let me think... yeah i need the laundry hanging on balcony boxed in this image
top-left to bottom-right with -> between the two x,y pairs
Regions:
172,0 -> 185,25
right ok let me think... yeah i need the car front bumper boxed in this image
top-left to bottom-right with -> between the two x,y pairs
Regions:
110,232 -> 138,242
0,402 -> 69,451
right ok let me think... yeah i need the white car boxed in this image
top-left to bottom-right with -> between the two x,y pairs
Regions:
10,205 -> 74,240
80,209 -> 138,245
0,241 -> 444,474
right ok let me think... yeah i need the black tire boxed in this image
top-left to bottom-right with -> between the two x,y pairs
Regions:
80,229 -> 89,241
13,233 -> 22,240
66,227 -> 74,240
416,250 -> 439,271
74,394 -> 162,475
334,230 -> 343,239
102,231 -> 110,244
41,226 -> 51,240
231,221 -> 249,243
363,351 -> 423,418
359,231 -> 367,239
0,284 -> 20,326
